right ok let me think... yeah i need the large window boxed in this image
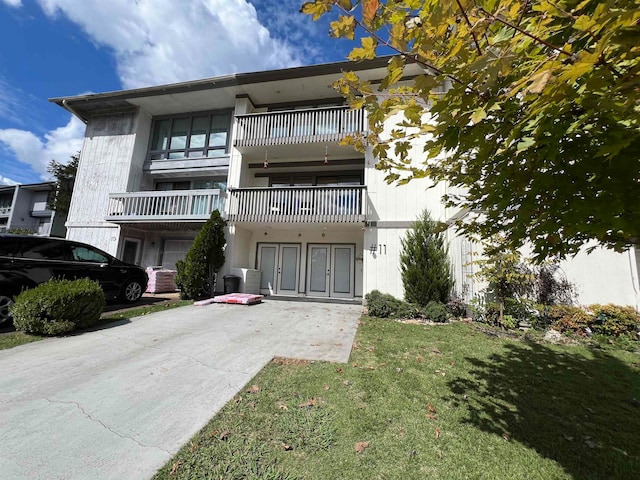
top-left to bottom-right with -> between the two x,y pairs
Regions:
149,111 -> 231,161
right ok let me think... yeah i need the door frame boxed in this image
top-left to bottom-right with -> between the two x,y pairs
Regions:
306,243 -> 355,299
256,242 -> 301,296
120,237 -> 142,265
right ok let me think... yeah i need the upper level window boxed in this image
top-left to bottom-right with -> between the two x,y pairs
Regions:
149,111 -> 231,161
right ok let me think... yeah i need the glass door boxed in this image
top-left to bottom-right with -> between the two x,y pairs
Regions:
330,245 -> 354,298
258,244 -> 300,295
307,244 -> 330,297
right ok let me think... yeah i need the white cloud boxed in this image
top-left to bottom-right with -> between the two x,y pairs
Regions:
33,0 -> 305,88
0,176 -> 19,186
1,0 -> 22,8
0,115 -> 84,180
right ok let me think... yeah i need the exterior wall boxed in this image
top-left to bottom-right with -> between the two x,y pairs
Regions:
230,225 -> 363,297
560,246 -> 639,309
66,110 -> 150,256
9,188 -> 39,232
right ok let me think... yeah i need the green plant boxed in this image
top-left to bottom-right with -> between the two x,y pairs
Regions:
590,304 -> 639,337
534,264 -> 576,306
6,228 -> 35,235
421,301 -> 450,323
446,295 -> 467,318
11,278 -> 105,335
400,209 -> 453,306
546,305 -> 593,334
365,290 -> 403,318
175,209 -> 226,299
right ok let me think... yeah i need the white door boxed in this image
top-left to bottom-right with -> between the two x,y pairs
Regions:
307,244 -> 330,297
258,244 -> 300,295
307,244 -> 355,298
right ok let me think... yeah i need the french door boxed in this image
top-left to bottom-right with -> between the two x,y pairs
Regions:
307,244 -> 355,298
257,244 -> 300,295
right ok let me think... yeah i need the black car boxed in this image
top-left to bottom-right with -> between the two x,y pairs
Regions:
0,234 -> 148,324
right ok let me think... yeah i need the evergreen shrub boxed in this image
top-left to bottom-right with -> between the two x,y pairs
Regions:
11,278 -> 105,335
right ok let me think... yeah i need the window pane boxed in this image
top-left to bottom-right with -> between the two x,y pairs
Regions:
189,116 -> 208,148
170,118 -> 189,150
71,246 -> 108,263
186,150 -> 204,158
208,114 -> 229,148
151,119 -> 171,151
168,151 -> 186,159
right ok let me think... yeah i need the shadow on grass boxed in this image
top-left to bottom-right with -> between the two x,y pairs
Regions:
447,339 -> 640,479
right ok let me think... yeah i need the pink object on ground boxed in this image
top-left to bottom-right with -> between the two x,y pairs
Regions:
212,293 -> 264,305
193,298 -> 217,306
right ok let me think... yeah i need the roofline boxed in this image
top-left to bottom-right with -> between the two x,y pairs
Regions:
48,57 -> 395,107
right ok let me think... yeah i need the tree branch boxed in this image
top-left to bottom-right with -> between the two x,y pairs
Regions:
455,0 -> 483,55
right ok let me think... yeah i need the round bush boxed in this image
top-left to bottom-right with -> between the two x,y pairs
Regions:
11,278 -> 106,335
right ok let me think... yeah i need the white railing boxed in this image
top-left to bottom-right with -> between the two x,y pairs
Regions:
234,106 -> 367,147
0,206 -> 11,215
228,186 -> 366,223
105,189 -> 224,222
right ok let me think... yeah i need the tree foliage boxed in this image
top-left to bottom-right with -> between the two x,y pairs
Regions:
302,0 -> 640,260
400,209 -> 453,305
47,153 -> 79,216
175,210 -> 226,300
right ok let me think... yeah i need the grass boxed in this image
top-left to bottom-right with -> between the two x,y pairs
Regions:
154,317 -> 640,480
0,331 -> 43,350
99,299 -> 192,322
0,299 -> 192,351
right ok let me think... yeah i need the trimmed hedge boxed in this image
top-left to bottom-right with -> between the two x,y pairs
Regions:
11,278 -> 106,335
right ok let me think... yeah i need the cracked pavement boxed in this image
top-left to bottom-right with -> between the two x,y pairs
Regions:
0,300 -> 360,479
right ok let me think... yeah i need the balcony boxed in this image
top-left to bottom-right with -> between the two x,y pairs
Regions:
227,186 -> 366,224
0,206 -> 11,217
234,106 -> 366,149
105,189 -> 225,223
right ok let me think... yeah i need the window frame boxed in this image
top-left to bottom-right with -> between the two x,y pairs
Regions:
147,109 -> 233,162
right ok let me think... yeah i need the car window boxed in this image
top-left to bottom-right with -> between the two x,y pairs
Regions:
70,245 -> 109,264
21,240 -> 66,260
0,238 -> 21,257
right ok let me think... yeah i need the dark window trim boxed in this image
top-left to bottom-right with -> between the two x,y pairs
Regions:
147,109 -> 233,162
266,170 -> 364,187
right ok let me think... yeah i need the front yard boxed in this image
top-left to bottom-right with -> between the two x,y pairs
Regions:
154,317 -> 639,480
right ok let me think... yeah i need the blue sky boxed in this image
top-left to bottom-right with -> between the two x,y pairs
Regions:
0,0 -> 354,185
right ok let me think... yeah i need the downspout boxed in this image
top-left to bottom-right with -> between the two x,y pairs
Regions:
61,99 -> 88,124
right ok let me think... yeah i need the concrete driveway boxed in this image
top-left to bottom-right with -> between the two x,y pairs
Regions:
0,300 -> 361,480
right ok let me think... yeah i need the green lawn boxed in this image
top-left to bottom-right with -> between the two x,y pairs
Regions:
0,299 -> 191,351
0,331 -> 43,350
154,318 -> 640,480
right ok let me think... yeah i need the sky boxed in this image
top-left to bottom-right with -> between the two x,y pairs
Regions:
0,0 -> 354,185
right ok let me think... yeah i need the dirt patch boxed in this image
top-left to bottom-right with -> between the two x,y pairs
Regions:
272,357 -> 312,367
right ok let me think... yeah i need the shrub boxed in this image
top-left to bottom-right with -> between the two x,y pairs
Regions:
365,290 -> 403,318
534,263 -> 576,306
11,278 -> 105,335
400,210 -> 453,306
546,305 -> 592,334
175,210 -> 226,299
590,304 -> 639,337
446,296 -> 467,318
422,301 -> 450,323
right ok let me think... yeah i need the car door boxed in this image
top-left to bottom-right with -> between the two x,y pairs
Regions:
65,243 -> 121,298
15,238 -> 75,286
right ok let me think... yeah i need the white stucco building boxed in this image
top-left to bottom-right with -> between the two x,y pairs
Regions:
50,58 -> 640,308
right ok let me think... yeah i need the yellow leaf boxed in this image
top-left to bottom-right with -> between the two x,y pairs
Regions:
527,70 -> 552,94
362,0 -> 379,26
471,108 -> 487,124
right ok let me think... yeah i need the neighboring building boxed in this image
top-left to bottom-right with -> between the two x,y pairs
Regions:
50,58 -> 639,308
0,182 -> 66,237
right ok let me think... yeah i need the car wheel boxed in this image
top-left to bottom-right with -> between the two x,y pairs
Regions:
0,295 -> 14,325
121,279 -> 143,303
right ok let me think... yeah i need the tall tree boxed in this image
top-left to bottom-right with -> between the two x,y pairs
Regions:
47,153 -> 79,216
302,0 -> 640,260
400,209 -> 453,305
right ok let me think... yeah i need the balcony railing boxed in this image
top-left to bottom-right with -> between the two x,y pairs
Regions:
0,206 -> 11,216
234,106 -> 366,148
105,189 -> 225,222
227,186 -> 366,223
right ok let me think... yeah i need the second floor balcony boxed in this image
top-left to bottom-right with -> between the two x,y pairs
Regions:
227,186 -> 366,224
234,106 -> 366,149
105,189 -> 225,224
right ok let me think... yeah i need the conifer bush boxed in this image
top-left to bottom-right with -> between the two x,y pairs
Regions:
175,210 -> 226,299
400,210 -> 453,306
